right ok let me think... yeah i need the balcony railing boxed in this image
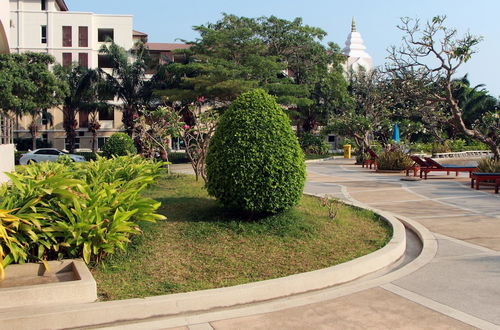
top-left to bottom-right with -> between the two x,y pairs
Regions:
0,114 -> 14,145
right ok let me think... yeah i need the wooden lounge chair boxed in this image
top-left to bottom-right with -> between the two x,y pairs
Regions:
406,155 -> 434,177
421,157 -> 477,180
362,149 -> 378,170
471,173 -> 500,194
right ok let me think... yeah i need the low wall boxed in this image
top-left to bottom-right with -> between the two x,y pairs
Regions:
433,150 -> 492,158
0,144 -> 14,183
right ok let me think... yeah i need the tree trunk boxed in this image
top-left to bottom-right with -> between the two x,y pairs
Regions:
92,130 -> 98,153
122,105 -> 136,137
28,119 -> 38,151
63,106 -> 78,153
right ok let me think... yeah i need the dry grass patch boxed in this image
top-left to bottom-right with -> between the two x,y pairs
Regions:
91,173 -> 391,301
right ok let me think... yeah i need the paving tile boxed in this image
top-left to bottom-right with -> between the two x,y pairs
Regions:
416,215 -> 500,251
350,189 -> 424,204
211,287 -> 473,330
393,254 -> 500,325
368,200 -> 466,218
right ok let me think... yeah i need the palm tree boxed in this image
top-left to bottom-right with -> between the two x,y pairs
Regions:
54,64 -> 98,153
99,41 -> 150,137
28,109 -> 53,150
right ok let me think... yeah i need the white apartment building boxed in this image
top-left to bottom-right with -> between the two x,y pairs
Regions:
9,0 -> 133,69
9,0 -> 136,150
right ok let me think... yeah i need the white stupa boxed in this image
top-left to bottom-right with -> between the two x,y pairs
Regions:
342,17 -> 372,72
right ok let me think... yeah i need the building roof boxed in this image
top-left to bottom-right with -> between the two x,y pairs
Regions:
146,43 -> 191,51
56,0 -> 69,11
133,30 -> 148,37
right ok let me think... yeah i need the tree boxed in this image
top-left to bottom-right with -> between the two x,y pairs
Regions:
100,41 -> 150,136
134,106 -> 180,161
387,16 -> 499,159
327,68 -> 392,154
154,14 -> 350,133
0,53 -> 66,150
159,99 -> 219,182
54,65 -> 97,152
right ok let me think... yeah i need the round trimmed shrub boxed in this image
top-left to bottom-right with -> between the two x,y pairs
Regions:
206,89 -> 306,214
102,133 -> 137,158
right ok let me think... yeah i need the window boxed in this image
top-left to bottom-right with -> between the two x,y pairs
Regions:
78,131 -> 85,137
42,133 -> 48,142
98,28 -> 114,42
47,149 -> 61,155
62,26 -> 72,47
99,108 -> 114,121
97,137 -> 108,150
41,0 -> 46,10
78,26 -> 88,47
41,25 -> 47,44
98,55 -> 113,69
79,110 -> 89,128
78,53 -> 88,68
62,53 -> 72,67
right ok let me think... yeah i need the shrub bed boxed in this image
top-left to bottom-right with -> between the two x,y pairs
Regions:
377,149 -> 413,171
0,156 -> 165,278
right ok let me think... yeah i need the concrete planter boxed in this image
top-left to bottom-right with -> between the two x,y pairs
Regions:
0,259 -> 97,309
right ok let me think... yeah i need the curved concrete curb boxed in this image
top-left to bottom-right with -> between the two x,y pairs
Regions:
0,199 -> 406,330
103,215 -> 437,330
304,156 -> 336,163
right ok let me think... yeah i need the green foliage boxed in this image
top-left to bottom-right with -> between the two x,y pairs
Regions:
376,149 -> 413,171
299,133 -> 329,155
100,42 -> 151,135
206,89 -> 305,213
154,14 -> 350,133
73,152 -> 100,161
0,52 -> 67,117
0,156 -> 165,276
477,158 -> 500,173
102,133 -> 137,158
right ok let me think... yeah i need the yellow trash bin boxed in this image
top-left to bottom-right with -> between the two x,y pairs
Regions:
343,144 -> 351,159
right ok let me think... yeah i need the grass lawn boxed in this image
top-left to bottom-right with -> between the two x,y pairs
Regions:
91,172 -> 391,301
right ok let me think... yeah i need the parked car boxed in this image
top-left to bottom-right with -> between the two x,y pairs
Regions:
19,148 -> 86,165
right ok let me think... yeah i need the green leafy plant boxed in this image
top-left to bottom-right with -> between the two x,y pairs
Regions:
299,133 -> 329,155
0,156 -> 165,276
101,133 -> 137,158
206,89 -> 305,214
477,158 -> 500,173
377,149 -> 414,171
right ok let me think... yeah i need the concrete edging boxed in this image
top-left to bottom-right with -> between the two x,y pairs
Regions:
0,197 -> 407,329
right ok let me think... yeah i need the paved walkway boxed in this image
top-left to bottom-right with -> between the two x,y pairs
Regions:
167,159 -> 500,329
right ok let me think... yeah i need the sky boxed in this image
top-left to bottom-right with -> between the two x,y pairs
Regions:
66,0 -> 500,96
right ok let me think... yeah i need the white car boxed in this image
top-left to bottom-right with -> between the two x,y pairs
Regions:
19,148 -> 86,165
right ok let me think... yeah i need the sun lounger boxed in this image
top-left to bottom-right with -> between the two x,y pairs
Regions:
421,157 -> 477,180
471,173 -> 500,194
406,155 -> 434,177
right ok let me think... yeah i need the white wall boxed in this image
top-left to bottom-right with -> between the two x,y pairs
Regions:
0,144 -> 15,184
